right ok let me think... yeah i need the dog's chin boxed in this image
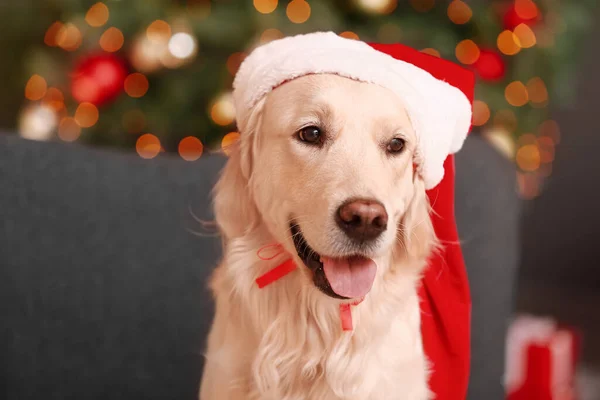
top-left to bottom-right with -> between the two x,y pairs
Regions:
290,222 -> 378,301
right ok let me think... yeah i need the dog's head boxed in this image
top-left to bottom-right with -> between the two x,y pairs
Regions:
215,74 -> 435,300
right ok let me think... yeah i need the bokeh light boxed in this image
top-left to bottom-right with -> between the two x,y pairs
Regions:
147,20 -> 172,44
537,136 -> 555,163
497,30 -> 521,56
254,0 -> 278,14
505,81 -> 529,107
130,34 -> 165,73
210,93 -> 235,126
222,131 -> 241,155
517,133 -> 537,147
44,22 -> 64,47
260,28 -> 284,44
136,134 -> 161,159
356,0 -> 397,15
515,0 -> 539,20
410,0 -> 435,13
447,0 -> 472,25
472,100 -> 490,126
340,31 -> 359,40
25,75 -> 47,101
421,48 -> 440,58
124,73 -> 150,98
19,104 -> 57,141
168,32 -> 197,60
286,0 -> 311,24
514,23 -> 536,48
56,23 -> 82,52
539,120 -> 560,144
516,144 -> 541,172
517,172 -> 540,199
74,102 -> 99,128
226,52 -> 247,75
42,88 -> 65,112
485,128 -> 515,159
85,3 -> 109,28
526,77 -> 548,106
99,27 -> 124,52
494,109 -> 518,132
58,117 -> 82,142
178,136 -> 204,161
455,40 -> 480,65
122,109 -> 146,133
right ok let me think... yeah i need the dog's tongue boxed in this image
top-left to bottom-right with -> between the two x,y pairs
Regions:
321,256 -> 377,298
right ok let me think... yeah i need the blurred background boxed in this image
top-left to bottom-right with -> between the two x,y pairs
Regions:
1,0 -> 600,399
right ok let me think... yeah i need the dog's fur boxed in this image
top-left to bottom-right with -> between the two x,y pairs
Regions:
200,74 -> 437,400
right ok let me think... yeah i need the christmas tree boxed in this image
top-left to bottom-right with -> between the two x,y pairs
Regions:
6,0 -> 596,198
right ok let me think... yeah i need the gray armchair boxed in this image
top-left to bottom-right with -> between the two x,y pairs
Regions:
0,132 -> 519,399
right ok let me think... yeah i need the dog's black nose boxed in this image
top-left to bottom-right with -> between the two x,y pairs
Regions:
336,199 -> 388,242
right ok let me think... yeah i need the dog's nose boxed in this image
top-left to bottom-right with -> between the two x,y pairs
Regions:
336,199 -> 388,241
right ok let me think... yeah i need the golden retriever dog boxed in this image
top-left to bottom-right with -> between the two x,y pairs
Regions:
199,73 -> 437,400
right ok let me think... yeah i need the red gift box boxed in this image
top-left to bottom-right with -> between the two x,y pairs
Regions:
506,315 -> 581,400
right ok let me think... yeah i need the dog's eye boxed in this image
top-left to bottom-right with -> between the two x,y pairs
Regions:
298,126 -> 322,144
387,138 -> 405,154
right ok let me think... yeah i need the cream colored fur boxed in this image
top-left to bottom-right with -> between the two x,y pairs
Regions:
200,75 -> 437,400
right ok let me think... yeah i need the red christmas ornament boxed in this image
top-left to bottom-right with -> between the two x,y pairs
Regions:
71,54 -> 128,106
473,49 -> 505,82
503,1 -> 542,30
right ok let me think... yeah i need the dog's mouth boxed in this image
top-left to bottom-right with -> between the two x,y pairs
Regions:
291,223 -> 377,300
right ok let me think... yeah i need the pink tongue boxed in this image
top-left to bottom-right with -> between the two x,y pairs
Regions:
321,256 -> 377,298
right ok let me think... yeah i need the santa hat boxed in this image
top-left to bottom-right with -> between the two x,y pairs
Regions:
233,31 -> 473,190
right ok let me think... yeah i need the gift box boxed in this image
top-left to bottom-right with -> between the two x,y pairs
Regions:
506,315 -> 581,400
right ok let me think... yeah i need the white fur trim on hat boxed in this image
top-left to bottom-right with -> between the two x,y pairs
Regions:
233,31 -> 472,190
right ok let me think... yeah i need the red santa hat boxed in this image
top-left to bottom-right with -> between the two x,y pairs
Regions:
233,31 -> 473,190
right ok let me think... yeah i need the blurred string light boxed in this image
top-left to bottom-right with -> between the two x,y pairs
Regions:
44,22 -> 64,47
210,93 -> 235,126
168,32 -> 197,59
472,100 -> 490,127
539,120 -> 560,144
517,172 -> 540,199
537,136 -> 555,163
497,30 -> 521,56
340,31 -> 359,40
447,0 -> 471,25
287,0 -> 311,24
178,136 -> 204,161
226,52 -> 247,75
58,117 -> 81,142
260,28 -> 284,44
122,109 -> 146,133
136,133 -> 161,159
25,75 -> 47,101
147,20 -> 171,43
254,0 -> 278,14
421,48 -> 440,58
221,131 -> 241,156
85,3 -> 109,27
42,88 -> 65,113
355,0 -> 397,15
514,23 -> 536,48
455,40 -> 479,65
74,102 -> 99,128
124,73 -> 149,98
516,143 -> 540,172
515,0 -> 539,20
19,104 -> 57,141
410,0 -> 435,13
100,27 -> 125,52
505,81 -> 528,106
56,23 -> 82,52
526,77 -> 548,106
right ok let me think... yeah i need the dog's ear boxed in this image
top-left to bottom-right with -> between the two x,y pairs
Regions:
397,177 -> 438,262
213,98 -> 265,244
